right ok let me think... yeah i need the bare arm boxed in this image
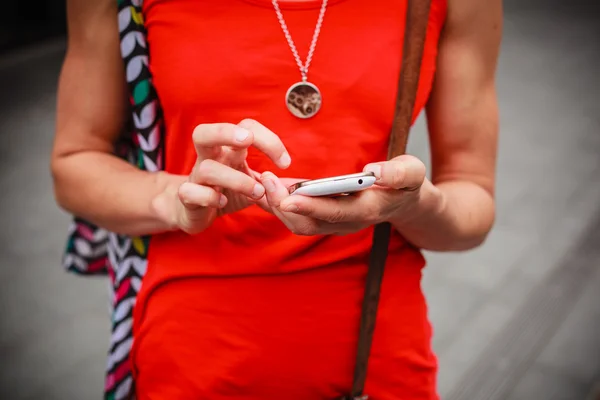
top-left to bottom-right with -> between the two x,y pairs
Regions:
52,0 -> 291,236
223,0 -> 501,248
389,0 -> 502,250
51,0 -> 183,236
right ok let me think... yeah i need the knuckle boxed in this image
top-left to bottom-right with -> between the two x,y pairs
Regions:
291,223 -> 315,236
181,221 -> 204,235
390,163 -> 406,187
217,123 -> 234,138
324,208 -> 345,224
193,123 -> 238,147
238,118 -> 259,129
363,204 -> 381,224
180,221 -> 198,235
221,147 -> 244,166
240,119 -> 281,143
399,155 -> 426,180
177,214 -> 199,234
196,159 -> 216,177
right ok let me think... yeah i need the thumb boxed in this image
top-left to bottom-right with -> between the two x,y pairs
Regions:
364,154 -> 426,190
259,171 -> 289,209
175,182 -> 224,234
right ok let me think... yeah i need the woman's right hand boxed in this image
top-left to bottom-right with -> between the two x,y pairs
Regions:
152,119 -> 291,235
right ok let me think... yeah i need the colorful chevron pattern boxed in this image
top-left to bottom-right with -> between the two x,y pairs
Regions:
62,0 -> 162,398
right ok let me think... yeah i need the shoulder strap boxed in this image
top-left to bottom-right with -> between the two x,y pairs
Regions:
348,1 -> 432,398
387,0 -> 432,160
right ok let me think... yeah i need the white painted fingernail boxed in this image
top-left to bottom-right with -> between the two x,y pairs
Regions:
219,195 -> 227,208
234,128 -> 250,142
278,152 -> 291,168
252,184 -> 265,198
365,164 -> 382,179
263,179 -> 276,193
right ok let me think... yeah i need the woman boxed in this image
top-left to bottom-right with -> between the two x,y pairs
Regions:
51,0 -> 501,398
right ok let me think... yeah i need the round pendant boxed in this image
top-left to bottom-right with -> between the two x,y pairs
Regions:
285,81 -> 322,119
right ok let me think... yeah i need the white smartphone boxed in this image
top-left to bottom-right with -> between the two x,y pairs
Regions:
288,172 -> 376,197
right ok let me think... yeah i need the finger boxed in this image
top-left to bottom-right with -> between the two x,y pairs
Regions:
238,119 -> 291,169
178,182 -> 226,210
329,223 -> 364,236
260,171 -> 291,209
245,164 -> 262,181
192,123 -> 253,159
222,147 -> 248,170
364,154 -> 426,190
190,159 -> 265,200
279,194 -> 367,224
253,195 -> 272,213
261,171 -> 321,236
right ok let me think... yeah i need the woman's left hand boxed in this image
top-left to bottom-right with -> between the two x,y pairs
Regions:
259,155 -> 431,236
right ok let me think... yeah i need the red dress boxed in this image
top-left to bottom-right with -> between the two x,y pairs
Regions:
132,0 -> 448,398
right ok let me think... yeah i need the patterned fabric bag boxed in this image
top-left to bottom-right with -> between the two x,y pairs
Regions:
61,0 -> 161,398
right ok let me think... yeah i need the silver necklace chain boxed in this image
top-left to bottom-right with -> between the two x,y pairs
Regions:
272,0 -> 328,82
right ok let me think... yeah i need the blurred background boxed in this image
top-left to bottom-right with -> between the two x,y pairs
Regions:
0,0 -> 599,399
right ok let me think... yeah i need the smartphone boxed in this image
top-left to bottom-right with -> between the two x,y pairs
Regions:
288,172 -> 376,197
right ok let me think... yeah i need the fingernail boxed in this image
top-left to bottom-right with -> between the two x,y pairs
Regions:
365,164 -> 382,179
234,128 -> 250,142
252,183 -> 265,198
278,152 -> 291,168
283,204 -> 299,213
263,179 -> 276,193
219,195 -> 227,208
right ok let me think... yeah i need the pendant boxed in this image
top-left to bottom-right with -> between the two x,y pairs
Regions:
285,81 -> 322,119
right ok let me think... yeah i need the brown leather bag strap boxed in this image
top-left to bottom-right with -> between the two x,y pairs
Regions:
348,1 -> 432,398
387,0 -> 432,160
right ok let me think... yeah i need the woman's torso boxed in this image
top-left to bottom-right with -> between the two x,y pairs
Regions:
142,0 -> 446,279
133,0 -> 447,398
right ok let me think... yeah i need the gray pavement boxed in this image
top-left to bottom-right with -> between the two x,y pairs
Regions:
1,1 -> 599,399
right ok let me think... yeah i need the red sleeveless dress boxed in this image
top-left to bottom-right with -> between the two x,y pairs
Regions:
132,0 -> 447,398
